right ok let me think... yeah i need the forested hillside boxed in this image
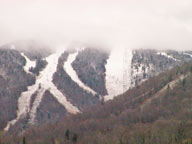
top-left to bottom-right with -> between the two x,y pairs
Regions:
0,49 -> 35,130
2,61 -> 192,144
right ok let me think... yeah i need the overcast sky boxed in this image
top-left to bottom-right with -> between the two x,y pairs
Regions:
0,0 -> 192,50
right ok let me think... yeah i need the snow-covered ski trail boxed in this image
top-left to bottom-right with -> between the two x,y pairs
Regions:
4,50 -> 80,131
104,48 -> 133,101
64,52 -> 97,95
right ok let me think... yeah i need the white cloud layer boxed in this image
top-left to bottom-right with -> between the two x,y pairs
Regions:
0,0 -> 192,50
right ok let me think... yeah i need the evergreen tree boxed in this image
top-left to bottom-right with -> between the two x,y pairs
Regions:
23,136 -> 26,144
65,129 -> 70,140
182,79 -> 186,87
72,133 -> 78,143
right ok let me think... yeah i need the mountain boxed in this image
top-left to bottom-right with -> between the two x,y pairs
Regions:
0,41 -> 192,133
2,53 -> 192,144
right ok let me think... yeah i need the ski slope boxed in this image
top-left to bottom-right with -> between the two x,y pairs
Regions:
104,48 -> 133,101
4,50 -> 80,131
64,52 -> 97,95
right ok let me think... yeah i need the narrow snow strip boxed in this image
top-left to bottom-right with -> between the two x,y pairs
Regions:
64,52 -> 97,95
4,84 -> 39,131
104,48 -> 133,101
50,84 -> 80,114
4,120 -> 17,132
28,88 -> 46,124
183,52 -> 192,57
140,73 -> 189,110
157,52 -> 180,61
21,53 -> 36,74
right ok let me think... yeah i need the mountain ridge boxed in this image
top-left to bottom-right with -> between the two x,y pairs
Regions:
0,41 -> 192,133
2,57 -> 192,144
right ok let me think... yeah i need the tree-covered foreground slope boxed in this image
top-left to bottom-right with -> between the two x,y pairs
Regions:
2,62 -> 192,144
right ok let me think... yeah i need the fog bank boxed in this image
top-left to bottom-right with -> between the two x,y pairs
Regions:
0,0 -> 192,51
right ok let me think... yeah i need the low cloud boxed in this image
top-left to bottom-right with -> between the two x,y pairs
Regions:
0,0 -> 192,51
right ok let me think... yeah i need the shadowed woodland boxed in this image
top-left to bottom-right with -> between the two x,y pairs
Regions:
1,61 -> 192,144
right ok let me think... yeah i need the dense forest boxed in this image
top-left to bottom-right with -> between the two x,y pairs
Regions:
1,61 -> 192,144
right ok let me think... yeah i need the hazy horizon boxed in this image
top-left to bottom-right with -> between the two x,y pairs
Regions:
0,0 -> 192,51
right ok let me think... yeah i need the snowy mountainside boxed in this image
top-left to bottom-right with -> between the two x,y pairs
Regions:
131,49 -> 192,87
0,41 -> 192,132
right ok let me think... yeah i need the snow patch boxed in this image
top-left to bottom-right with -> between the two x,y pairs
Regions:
64,52 -> 97,95
131,63 -> 154,86
157,52 -> 180,61
21,53 -> 36,74
104,48 -> 133,101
